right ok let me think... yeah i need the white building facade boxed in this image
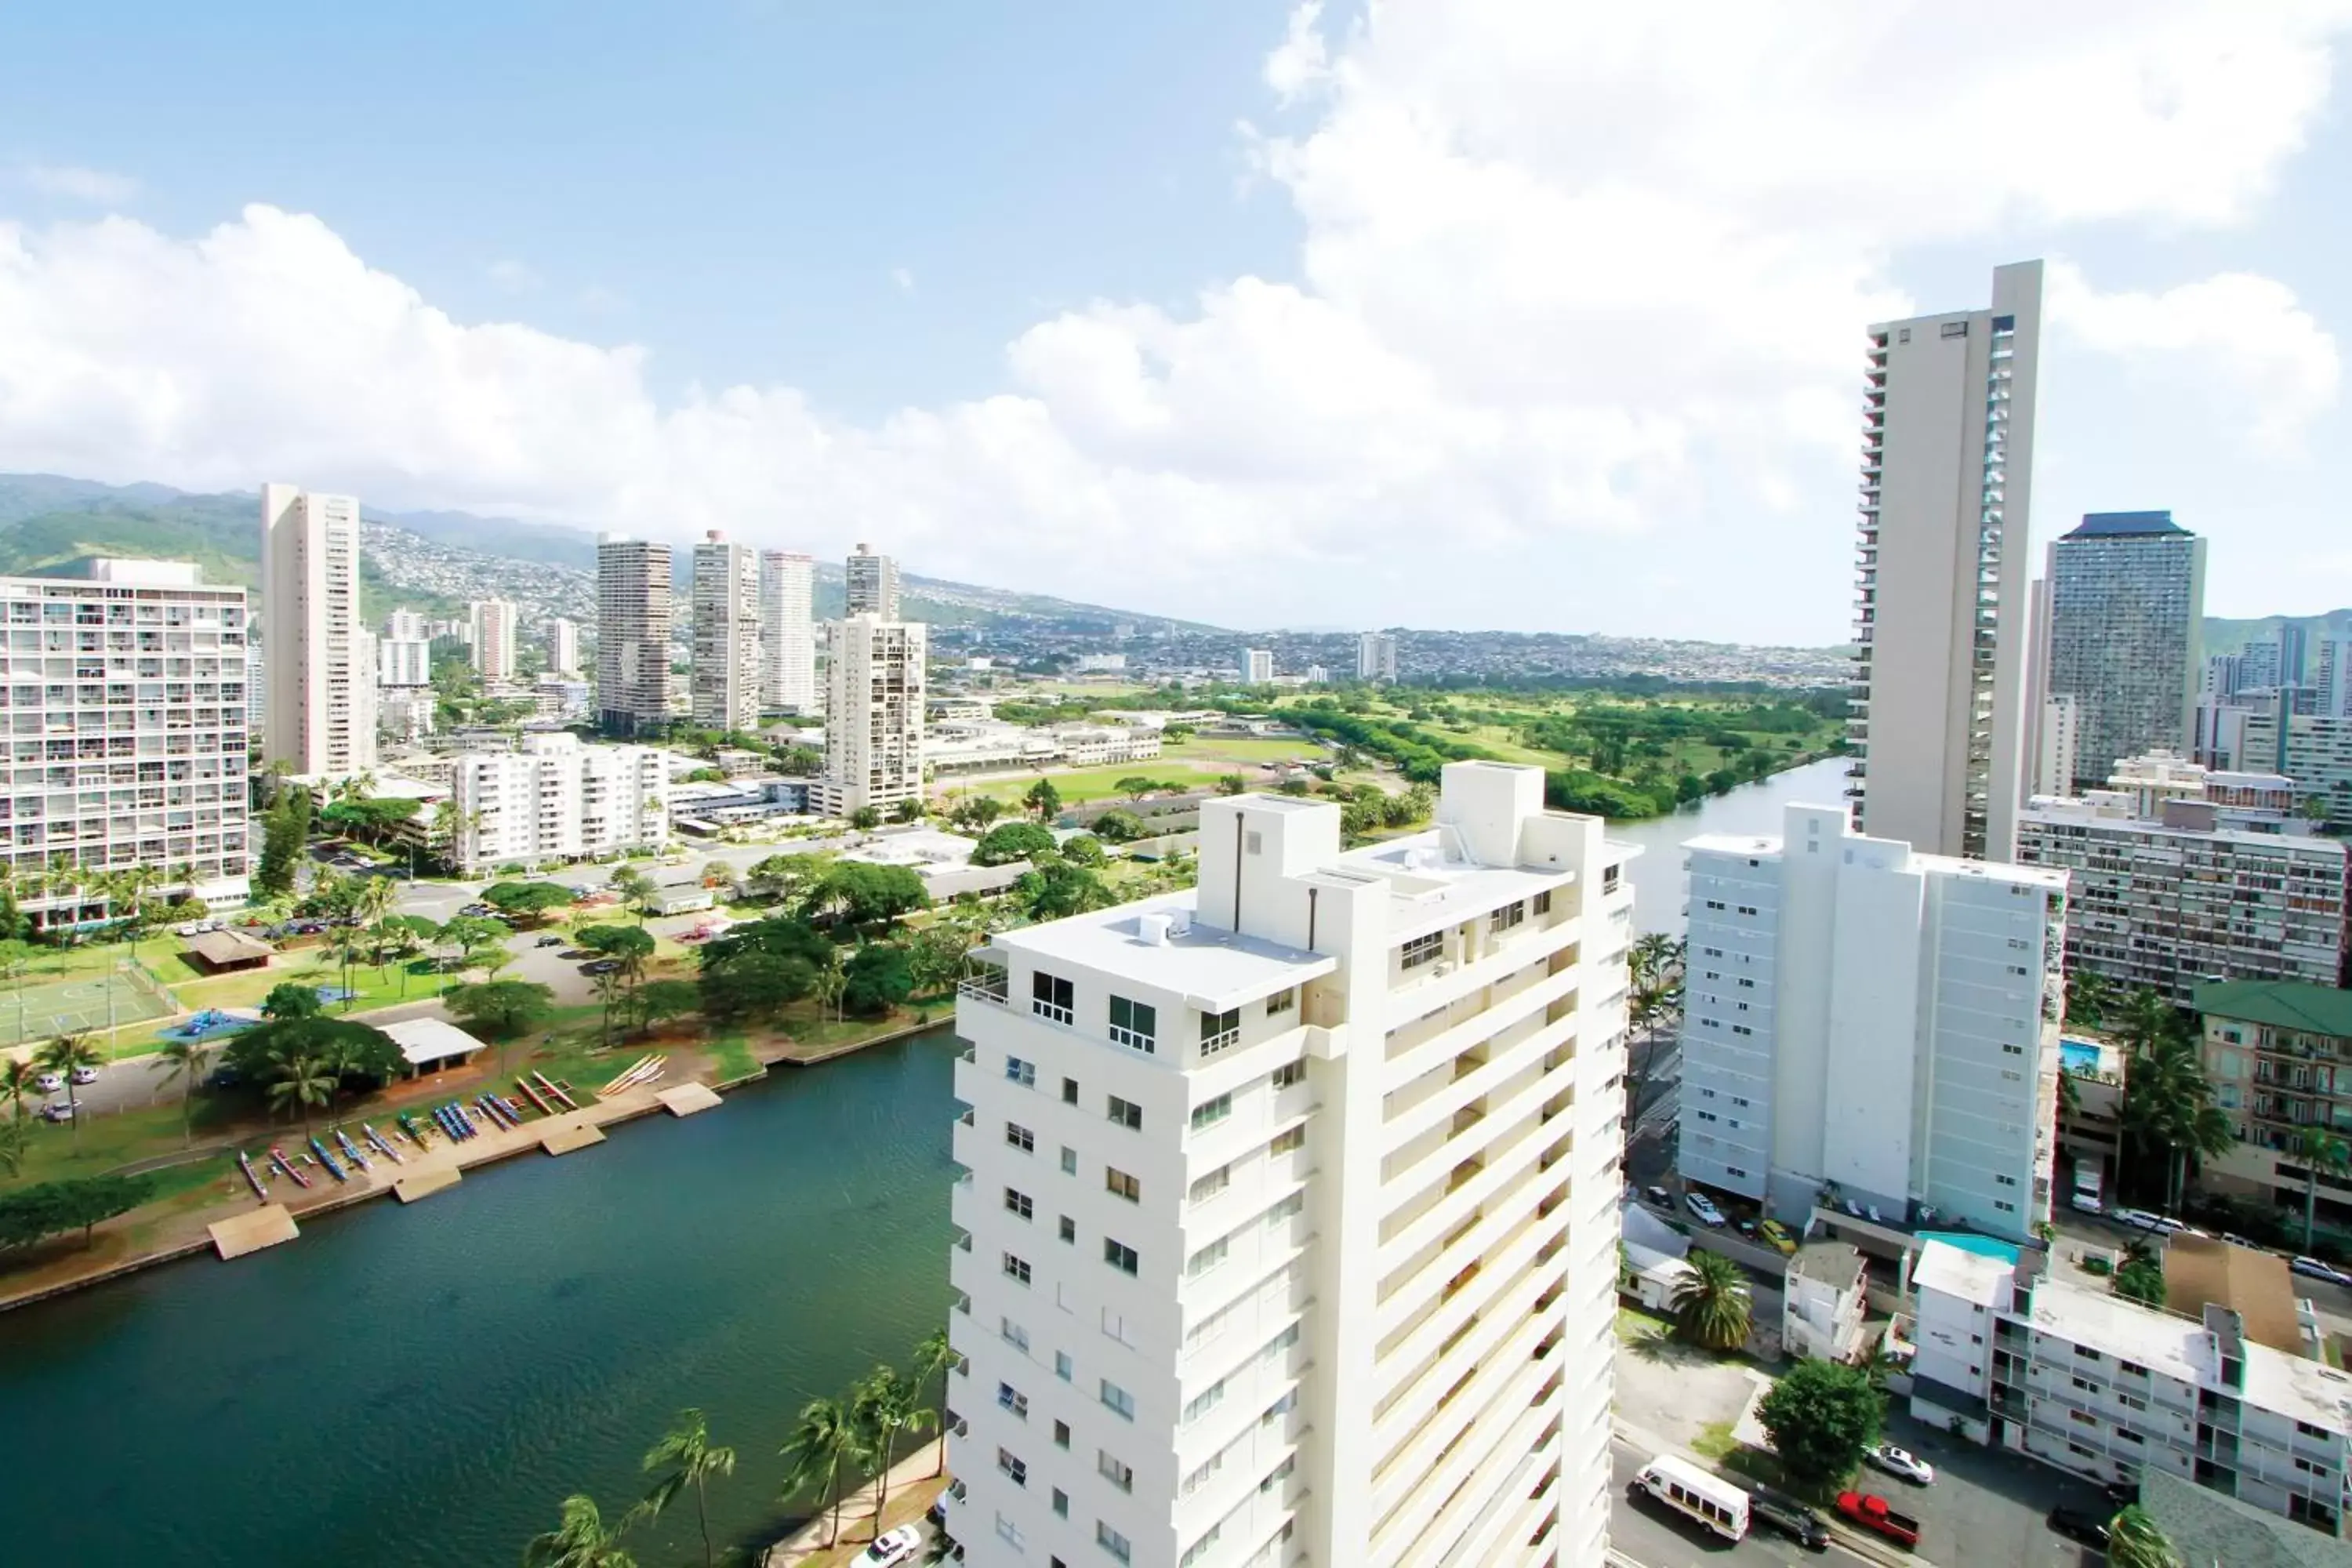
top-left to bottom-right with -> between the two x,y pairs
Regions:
1243,650 -> 1274,685
2243,711 -> 2352,829
760,550 -> 816,713
948,764 -> 1633,1568
1676,802 -> 2067,1243
818,613 -> 927,818
543,616 -> 582,677
1356,633 -> 1398,684
378,637 -> 431,690
596,534 -> 673,736
260,483 -> 376,775
1848,261 -> 2042,861
449,733 -> 668,874
469,597 -> 519,681
690,532 -> 760,733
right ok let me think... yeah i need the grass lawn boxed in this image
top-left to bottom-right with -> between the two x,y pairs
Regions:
1616,1305 -> 1672,1344
949,760 -> 1236,805
0,1097 -> 230,1196
1161,735 -> 1329,765
1692,1421 -> 1740,1461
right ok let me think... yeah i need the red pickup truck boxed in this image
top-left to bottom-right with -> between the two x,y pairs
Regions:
1836,1490 -> 1921,1548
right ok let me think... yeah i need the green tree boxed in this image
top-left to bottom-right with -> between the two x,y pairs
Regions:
2,1055 -> 40,1122
521,1494 -> 640,1568
2294,1127 -> 2352,1251
638,1408 -> 735,1568
441,914 -> 517,979
480,881 -> 575,925
1022,779 -> 1062,822
147,1038 -> 216,1147
1060,834 -> 1107,867
969,822 -> 1058,866
841,944 -> 915,1017
2114,1254 -> 2168,1306
946,795 -> 1005,832
266,1051 -> 337,1132
888,797 -> 924,824
263,981 -> 324,1021
632,978 -> 702,1038
1014,859 -> 1113,922
34,1033 -> 102,1145
698,915 -> 833,972
0,1111 -> 30,1178
911,1327 -> 956,1477
447,979 -> 558,1041
699,952 -> 817,1023
848,805 -> 883,831
610,867 -> 660,924
1214,772 -> 1247,795
1756,1357 -> 1885,1484
1116,776 -> 1157,802
2066,968 -> 2116,1030
801,862 -> 929,928
2118,1018 -> 2234,1212
777,1397 -> 865,1549
744,852 -> 830,904
0,1173 -> 158,1249
1670,1250 -> 1752,1351
1088,808 -> 1149,844
850,1366 -> 930,1536
2105,1504 -> 2182,1568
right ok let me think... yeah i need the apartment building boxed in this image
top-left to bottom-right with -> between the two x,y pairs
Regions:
1356,633 -> 1398,684
1848,261 -> 2042,861
688,532 -> 760,733
543,616 -> 582,678
0,559 -> 252,923
378,637 -> 431,690
383,608 -> 429,643
260,483 -> 376,774
947,764 -> 1634,1568
448,732 -> 668,874
818,614 -> 927,818
2037,695 -> 2080,799
2243,711 -> 2352,829
596,534 -> 673,736
760,550 -> 815,713
847,542 -> 901,619
1676,801 -> 2067,1243
1243,650 -> 1275,685
2044,513 -> 2205,789
2198,981 -> 2352,1227
1909,1239 -> 2352,1538
469,597 -> 519,681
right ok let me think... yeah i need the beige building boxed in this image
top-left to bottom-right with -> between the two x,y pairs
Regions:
818,612 -> 926,818
2198,981 -> 2352,1231
759,550 -> 815,713
260,483 -> 376,774
596,534 -> 673,736
468,597 -> 519,681
690,531 -> 760,732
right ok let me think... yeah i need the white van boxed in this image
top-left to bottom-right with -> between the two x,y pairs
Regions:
1631,1453 -> 1749,1542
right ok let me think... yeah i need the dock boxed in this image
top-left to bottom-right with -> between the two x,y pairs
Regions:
539,1120 -> 608,1155
394,1168 -> 462,1203
655,1082 -> 723,1117
209,1205 -> 299,1260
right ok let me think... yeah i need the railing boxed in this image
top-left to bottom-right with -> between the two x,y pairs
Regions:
1200,1025 -> 1240,1057
1033,1000 -> 1073,1026
957,976 -> 1008,1007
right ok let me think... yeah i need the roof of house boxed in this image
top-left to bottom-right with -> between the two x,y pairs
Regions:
2165,1236 -> 2301,1354
1912,1238 -> 2014,1308
1789,1240 -> 1866,1289
2063,510 -> 2184,539
2194,979 -> 2352,1040
183,929 -> 275,965
2142,1468 -> 2352,1567
381,1016 -> 487,1068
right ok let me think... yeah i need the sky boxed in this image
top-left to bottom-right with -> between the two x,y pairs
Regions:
2,1 -> 2350,644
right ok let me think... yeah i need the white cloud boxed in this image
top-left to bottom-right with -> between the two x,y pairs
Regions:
16,163 -> 139,205
891,266 -> 915,294
485,258 -> 541,293
1,2 -> 2348,637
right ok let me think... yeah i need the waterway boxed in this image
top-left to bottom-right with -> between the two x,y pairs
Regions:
1604,756 -> 1851,935
0,1029 -> 960,1568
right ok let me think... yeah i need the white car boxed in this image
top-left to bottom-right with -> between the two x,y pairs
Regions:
1684,1192 -> 1726,1228
1867,1443 -> 1935,1486
2292,1256 -> 2352,1287
2110,1207 -> 2162,1232
38,1102 -> 73,1123
854,1525 -> 923,1568
33,1071 -> 63,1094
69,1064 -> 100,1086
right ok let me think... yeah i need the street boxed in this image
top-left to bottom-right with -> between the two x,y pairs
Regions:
1610,1439 -> 1853,1567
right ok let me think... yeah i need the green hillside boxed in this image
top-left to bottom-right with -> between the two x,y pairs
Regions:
0,502 -> 256,586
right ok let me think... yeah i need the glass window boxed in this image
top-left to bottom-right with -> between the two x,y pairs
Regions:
1190,1094 -> 1232,1131
1265,988 -> 1295,1016
1105,1167 -> 1141,1203
1104,1239 -> 1139,1276
1107,1095 -> 1143,1131
1004,1054 -> 1036,1087
1031,970 -> 1073,1025
1004,1187 -> 1034,1221
1401,931 -> 1443,970
1200,1007 -> 1241,1056
1005,1122 -> 1035,1153
1109,995 -> 1157,1053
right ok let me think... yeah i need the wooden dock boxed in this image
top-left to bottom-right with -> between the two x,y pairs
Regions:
394,1167 -> 462,1203
209,1204 -> 299,1260
540,1120 -> 608,1155
655,1082 -> 723,1117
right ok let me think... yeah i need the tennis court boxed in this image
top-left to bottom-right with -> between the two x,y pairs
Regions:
0,970 -> 174,1046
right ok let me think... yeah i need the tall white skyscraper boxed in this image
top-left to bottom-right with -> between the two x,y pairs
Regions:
760,550 -> 816,713
690,531 -> 760,732
1243,648 -> 1275,684
382,608 -> 429,642
1356,630 -> 1398,682
1676,802 -> 2067,1243
260,483 -> 376,775
469,597 -> 520,681
947,764 -> 1633,1568
2044,511 -> 2205,789
845,542 -> 900,619
543,616 -> 582,677
1847,260 -> 2042,861
818,613 -> 926,818
597,534 -> 673,736
377,637 -> 431,688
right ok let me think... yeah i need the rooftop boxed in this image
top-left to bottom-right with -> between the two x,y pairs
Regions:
1314,825 -> 1599,947
2062,510 -> 2187,539
1789,1240 -> 1866,1289
992,893 -> 1338,1014
380,1016 -> 488,1068
2142,1468 -> 2352,1568
2165,1236 -> 2302,1354
1912,1237 -> 2014,1308
2194,979 -> 2352,1041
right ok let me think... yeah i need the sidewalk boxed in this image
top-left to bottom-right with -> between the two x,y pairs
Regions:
761,1450 -> 949,1567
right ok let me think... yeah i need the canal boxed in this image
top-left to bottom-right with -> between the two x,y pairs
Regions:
0,1029 -> 960,1568
1603,756 -> 1851,935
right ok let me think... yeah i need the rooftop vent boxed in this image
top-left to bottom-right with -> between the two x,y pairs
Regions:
1138,913 -> 1173,946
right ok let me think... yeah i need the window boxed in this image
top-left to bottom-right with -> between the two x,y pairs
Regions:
1055,1351 -> 1073,1381
1187,1237 -> 1229,1276
1059,1215 -> 1076,1243
1097,1521 -> 1133,1564
1258,1454 -> 1296,1493
997,1382 -> 1029,1418
1098,1450 -> 1135,1491
1191,1094 -> 1232,1131
1032,970 -> 1074,1025
1180,1526 -> 1221,1567
1053,1419 -> 1070,1449
1005,1054 -> 1036,1087
1000,1316 -> 1029,1352
1490,900 -> 1524,933
996,1515 -> 1025,1549
1105,1167 -> 1141,1203
1002,1252 -> 1032,1286
1006,1122 -> 1035,1153
1184,1381 -> 1226,1422
1190,1164 -> 1230,1203
1109,996 -> 1157,1054
1401,931 -> 1443,970
1532,890 -> 1552,915
1200,1007 -> 1242,1056
1265,1192 -> 1302,1227
1272,1058 -> 1306,1091
1099,1380 -> 1135,1420
1271,1125 -> 1305,1156
1004,1187 -> 1034,1221
1940,318 -> 1969,339
1104,1239 -> 1139,1276
997,1447 -> 1027,1486
1181,1454 -> 1222,1496
1061,1145 -> 1079,1175
1108,1095 -> 1143,1131
1062,1076 -> 1080,1105
1052,1487 -> 1069,1519
1266,988 -> 1295,1016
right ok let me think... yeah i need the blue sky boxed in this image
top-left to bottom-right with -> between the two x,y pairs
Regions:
3,2 -> 2349,643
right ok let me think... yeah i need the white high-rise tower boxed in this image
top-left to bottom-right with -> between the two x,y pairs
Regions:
760,550 -> 816,713
691,532 -> 760,732
596,534 -> 673,736
846,542 -> 900,619
260,483 -> 376,775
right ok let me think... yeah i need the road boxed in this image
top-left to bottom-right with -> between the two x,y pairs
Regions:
1610,1440 -> 1863,1567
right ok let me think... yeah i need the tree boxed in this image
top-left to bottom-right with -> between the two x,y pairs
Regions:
1022,779 -> 1062,822
801,862 -> 929,928
911,1327 -> 956,1477
848,805 -> 883,831
1756,1357 -> 1884,1484
1,1056 -> 39,1122
2106,1504 -> 2183,1568
1214,772 -> 1247,795
2066,968 -> 2116,1031
521,1494 -> 640,1568
147,1038 -> 216,1147
841,944 -> 915,1017
946,796 -> 1004,832
1014,860 -> 1113,922
639,1408 -> 735,1568
34,1033 -> 102,1145
0,1174 -> 159,1250
699,915 -> 833,972
480,882 -> 575,926
888,797 -> 924,824
2114,1253 -> 2168,1306
254,786 -> 311,898
1670,1250 -> 1752,1352
441,914 -> 517,978
744,852 -> 830,904
699,952 -> 817,1022
266,1052 -> 337,1132
778,1396 -> 865,1548
850,1366 -> 929,1537
633,978 -> 702,1038
2294,1127 -> 2352,1251
263,982 -> 324,1021
2119,1018 -> 2234,1212
448,978 -> 557,1040
1060,834 -> 1107,867
1089,808 -> 1149,844
1116,776 -> 1157,802
0,1111 -> 29,1179
610,867 -> 660,924
969,822 -> 1058,867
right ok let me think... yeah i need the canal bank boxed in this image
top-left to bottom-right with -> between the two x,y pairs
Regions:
0,1027 -> 961,1568
1605,756 -> 1852,935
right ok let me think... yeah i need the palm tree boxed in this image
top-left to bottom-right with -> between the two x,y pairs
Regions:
2105,1504 -> 2182,1568
850,1366 -> 924,1535
639,1408 -> 735,1568
2120,1030 -> 2234,1212
521,1495 -> 640,1568
778,1396 -> 865,1548
267,1051 -> 336,1133
811,958 -> 847,1027
1670,1250 -> 1752,1352
34,1033 -> 102,1143
2294,1127 -> 2352,1251
112,862 -> 161,958
148,1038 -> 215,1146
1,1056 -> 37,1120
909,1327 -> 956,1477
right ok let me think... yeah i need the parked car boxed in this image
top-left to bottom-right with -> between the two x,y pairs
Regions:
68,1065 -> 99,1086
1867,1443 -> 1935,1486
536,935 -> 565,947
1749,1485 -> 1830,1551
580,958 -> 621,976
1835,1492 -> 1920,1548
854,1525 -> 922,1568
2047,1505 -> 2111,1548
1759,1218 -> 1798,1255
1684,1192 -> 1726,1228
2222,1233 -> 2262,1250
2292,1256 -> 2352,1287
33,1071 -> 63,1093
38,1102 -> 73,1123
1643,1185 -> 1672,1210
2111,1207 -> 2163,1232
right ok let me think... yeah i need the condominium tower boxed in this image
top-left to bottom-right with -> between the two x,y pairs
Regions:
469,597 -> 520,681
382,608 -> 428,642
690,531 -> 760,732
543,616 -> 582,678
760,550 -> 816,713
947,764 -> 1634,1568
448,733 -> 669,875
596,534 -> 673,735
259,483 -> 376,774
1677,802 -> 2067,1243
1356,632 -> 1398,683
1243,649 -> 1275,684
2044,512 -> 2205,789
1848,261 -> 2043,860
818,612 -> 926,818
846,542 -> 901,619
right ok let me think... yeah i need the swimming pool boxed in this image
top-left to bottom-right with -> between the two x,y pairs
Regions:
1918,1230 -> 2022,1265
2060,1037 -> 2101,1075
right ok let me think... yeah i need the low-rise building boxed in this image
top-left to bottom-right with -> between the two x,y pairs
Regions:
451,733 -> 668,873
2198,981 -> 2352,1231
1783,1241 -> 1871,1364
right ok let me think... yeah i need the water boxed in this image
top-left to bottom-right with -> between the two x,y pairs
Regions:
1602,757 -> 1851,935
2060,1039 -> 2101,1075
0,1029 -> 960,1568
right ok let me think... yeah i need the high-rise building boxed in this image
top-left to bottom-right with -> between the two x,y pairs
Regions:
1847,261 -> 2042,861
818,614 -> 926,818
1243,648 -> 1275,684
2035,695 -> 2079,798
449,733 -> 669,875
2315,635 -> 2352,719
543,616 -> 582,678
2044,511 -> 2205,789
596,534 -> 673,736
468,597 -> 520,681
946,764 -> 1634,1568
382,608 -> 429,643
1356,630 -> 1398,683
690,532 -> 760,733
845,542 -> 900,619
2278,623 -> 2310,689
377,637 -> 431,688
760,550 -> 816,713
260,483 -> 376,775
2242,710 -> 2352,829
1677,801 -> 2067,1243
